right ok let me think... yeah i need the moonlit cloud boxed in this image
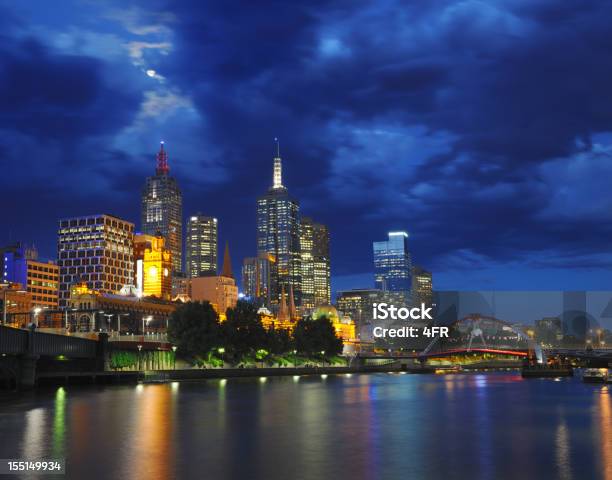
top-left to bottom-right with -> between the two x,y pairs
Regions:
2,0 -> 612,292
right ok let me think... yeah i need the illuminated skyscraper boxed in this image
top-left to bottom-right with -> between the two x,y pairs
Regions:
57,214 -> 134,307
242,253 -> 273,306
186,215 -> 218,277
301,217 -> 330,310
411,265 -> 432,307
373,231 -> 412,297
256,140 -> 301,307
141,142 -> 183,274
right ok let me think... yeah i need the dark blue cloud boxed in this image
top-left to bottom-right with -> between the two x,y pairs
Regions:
2,0 -> 612,292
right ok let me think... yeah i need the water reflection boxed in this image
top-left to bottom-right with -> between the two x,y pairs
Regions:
598,387 -> 612,480
22,408 -> 46,460
555,419 -> 572,480
53,387 -> 66,459
123,385 -> 175,480
1,374 -> 610,480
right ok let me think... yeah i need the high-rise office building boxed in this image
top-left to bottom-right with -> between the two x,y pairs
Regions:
373,231 -> 412,296
2,243 -> 59,309
242,253 -> 273,306
300,217 -> 330,310
141,142 -> 183,274
411,266 -> 432,307
186,215 -> 217,277
256,141 -> 301,308
134,233 -> 172,300
57,214 -> 134,307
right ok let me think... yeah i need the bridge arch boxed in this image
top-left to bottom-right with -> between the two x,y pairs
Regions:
422,314 -> 546,363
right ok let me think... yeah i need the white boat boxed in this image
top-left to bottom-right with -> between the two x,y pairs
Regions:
582,368 -> 609,383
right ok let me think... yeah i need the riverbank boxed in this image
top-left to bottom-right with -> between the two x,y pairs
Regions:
35,364 -> 406,386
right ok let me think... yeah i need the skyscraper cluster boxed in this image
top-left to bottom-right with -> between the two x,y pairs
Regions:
246,140 -> 331,314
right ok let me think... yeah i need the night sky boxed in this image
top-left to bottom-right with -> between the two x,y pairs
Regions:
2,0 -> 612,294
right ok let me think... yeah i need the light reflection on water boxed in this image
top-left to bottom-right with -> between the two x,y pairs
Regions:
1,373 -> 610,480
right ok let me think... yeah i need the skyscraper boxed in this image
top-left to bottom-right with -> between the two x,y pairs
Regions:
411,265 -> 432,307
301,217 -> 331,310
57,214 -> 134,307
373,231 -> 412,297
141,142 -> 183,274
242,253 -> 273,306
186,215 -> 218,277
256,140 -> 301,308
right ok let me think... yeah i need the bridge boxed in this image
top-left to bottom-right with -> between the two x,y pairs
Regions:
0,325 -> 174,389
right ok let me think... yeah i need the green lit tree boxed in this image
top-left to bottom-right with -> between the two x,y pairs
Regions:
167,301 -> 221,359
293,316 -> 343,357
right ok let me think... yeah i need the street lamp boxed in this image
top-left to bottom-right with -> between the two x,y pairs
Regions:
321,350 -> 326,367
64,307 -> 77,331
32,307 -> 42,328
103,313 -> 113,333
172,345 -> 177,370
117,313 -> 129,337
293,349 -> 298,368
137,344 -> 143,370
142,315 -> 153,339
218,347 -> 225,367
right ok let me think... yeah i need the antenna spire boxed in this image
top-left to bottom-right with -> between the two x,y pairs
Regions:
272,137 -> 283,189
156,140 -> 169,175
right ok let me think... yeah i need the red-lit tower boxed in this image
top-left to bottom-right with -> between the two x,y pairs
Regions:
156,141 -> 169,175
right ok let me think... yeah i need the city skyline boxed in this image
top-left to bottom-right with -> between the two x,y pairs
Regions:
4,1 -> 612,293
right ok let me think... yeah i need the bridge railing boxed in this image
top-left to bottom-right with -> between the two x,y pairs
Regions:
109,333 -> 168,343
0,325 -> 28,354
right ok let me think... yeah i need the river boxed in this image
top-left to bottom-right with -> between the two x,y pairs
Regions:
0,372 -> 610,480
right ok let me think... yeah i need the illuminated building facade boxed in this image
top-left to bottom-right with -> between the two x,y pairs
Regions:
141,142 -> 183,274
2,243 -> 59,308
242,253 -> 272,306
57,214 -> 134,307
373,231 -> 412,296
68,282 -> 176,333
186,215 -> 217,277
411,266 -> 432,307
336,288 -> 407,337
134,233 -> 172,300
1,282 -> 33,327
189,245 -> 237,315
300,218 -> 331,310
256,141 -> 301,308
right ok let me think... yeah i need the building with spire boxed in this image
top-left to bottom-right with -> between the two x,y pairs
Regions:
186,214 -> 217,277
189,242 -> 238,317
256,139 -> 301,309
141,142 -> 183,274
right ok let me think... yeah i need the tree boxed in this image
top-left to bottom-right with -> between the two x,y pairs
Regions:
293,316 -> 343,357
223,300 -> 268,359
167,301 -> 221,358
266,328 -> 294,354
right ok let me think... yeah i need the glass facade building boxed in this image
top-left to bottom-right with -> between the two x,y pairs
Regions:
242,253 -> 272,306
256,146 -> 301,307
301,217 -> 331,310
373,231 -> 412,296
186,215 -> 218,277
141,142 -> 183,274
57,214 -> 134,307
